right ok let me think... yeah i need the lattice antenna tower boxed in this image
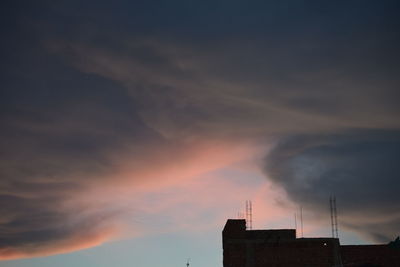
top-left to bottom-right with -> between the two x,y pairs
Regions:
245,200 -> 253,230
330,196 -> 339,238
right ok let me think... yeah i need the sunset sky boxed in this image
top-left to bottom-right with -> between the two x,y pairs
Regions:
1,1 -> 400,266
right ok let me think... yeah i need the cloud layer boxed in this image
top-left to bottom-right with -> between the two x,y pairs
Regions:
1,0 -> 400,259
265,130 -> 400,242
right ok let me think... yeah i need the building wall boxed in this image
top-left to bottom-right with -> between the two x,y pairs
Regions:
223,219 -> 400,267
222,219 -> 341,267
341,245 -> 400,267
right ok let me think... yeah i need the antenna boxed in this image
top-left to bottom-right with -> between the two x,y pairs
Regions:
333,196 -> 339,238
330,196 -> 339,238
300,206 -> 304,238
330,197 -> 333,237
294,213 -> 297,238
186,258 -> 190,267
245,200 -> 253,230
245,201 -> 248,229
238,211 -> 245,219
249,200 -> 252,230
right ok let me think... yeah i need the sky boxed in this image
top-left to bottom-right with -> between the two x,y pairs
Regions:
1,0 -> 400,266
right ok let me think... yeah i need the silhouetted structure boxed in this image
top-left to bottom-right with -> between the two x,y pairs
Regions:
330,196 -> 339,239
222,219 -> 400,267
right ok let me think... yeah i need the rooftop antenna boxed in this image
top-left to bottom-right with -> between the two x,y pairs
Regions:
249,201 -> 252,230
334,197 -> 339,238
237,211 -> 245,219
300,206 -> 304,238
330,196 -> 334,238
330,196 -> 339,238
245,201 -> 247,228
245,200 -> 253,230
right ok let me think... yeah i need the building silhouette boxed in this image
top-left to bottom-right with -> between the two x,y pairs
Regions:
222,219 -> 400,267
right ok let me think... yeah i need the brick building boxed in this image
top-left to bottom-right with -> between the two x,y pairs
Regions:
222,219 -> 400,267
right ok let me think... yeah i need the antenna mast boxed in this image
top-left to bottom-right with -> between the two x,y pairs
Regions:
245,200 -> 253,230
245,201 -> 248,229
300,206 -> 303,238
237,211 -> 244,219
294,213 -> 297,238
333,196 -> 338,238
186,258 -> 190,267
330,196 -> 339,238
330,196 -> 334,238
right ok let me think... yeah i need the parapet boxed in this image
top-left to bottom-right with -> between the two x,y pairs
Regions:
222,219 -> 296,241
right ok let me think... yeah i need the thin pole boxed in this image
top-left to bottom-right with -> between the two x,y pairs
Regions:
245,201 -> 249,229
300,206 -> 303,238
249,201 -> 253,230
330,196 -> 334,238
294,213 -> 297,238
333,196 -> 338,238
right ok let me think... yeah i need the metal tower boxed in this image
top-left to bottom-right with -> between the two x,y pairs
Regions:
245,200 -> 253,230
330,196 -> 339,238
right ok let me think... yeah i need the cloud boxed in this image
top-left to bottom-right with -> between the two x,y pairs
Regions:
264,130 -> 400,242
2,0 -> 400,259
52,34 -> 400,141
0,39 -> 175,258
0,225 -> 116,260
0,63 -> 257,259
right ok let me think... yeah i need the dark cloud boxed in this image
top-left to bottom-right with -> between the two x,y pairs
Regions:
264,130 -> 400,242
0,194 -> 113,247
1,0 -> 400,259
0,26 -> 162,257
